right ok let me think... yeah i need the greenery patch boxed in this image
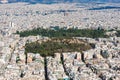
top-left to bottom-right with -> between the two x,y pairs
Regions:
25,38 -> 92,57
16,28 -> 109,38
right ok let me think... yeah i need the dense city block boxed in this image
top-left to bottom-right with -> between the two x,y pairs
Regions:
0,2 -> 120,80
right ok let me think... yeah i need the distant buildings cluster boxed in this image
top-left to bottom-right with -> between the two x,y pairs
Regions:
0,3 -> 120,32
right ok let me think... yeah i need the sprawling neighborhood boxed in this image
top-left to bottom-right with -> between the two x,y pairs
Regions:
0,2 -> 120,80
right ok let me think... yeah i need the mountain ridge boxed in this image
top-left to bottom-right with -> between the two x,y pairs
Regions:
1,0 -> 120,4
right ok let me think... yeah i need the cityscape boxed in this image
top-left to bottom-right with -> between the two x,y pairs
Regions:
0,0 -> 120,80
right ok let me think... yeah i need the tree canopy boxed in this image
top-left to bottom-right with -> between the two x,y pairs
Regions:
25,38 -> 92,57
16,28 -> 109,38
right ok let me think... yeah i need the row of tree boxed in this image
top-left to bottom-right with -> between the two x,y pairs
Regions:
16,28 -> 109,38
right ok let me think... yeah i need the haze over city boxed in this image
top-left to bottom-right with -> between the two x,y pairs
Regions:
1,0 -> 120,3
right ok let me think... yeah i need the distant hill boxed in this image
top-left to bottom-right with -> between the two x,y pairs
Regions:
0,0 -> 120,4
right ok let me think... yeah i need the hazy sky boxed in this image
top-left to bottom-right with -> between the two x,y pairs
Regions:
4,0 -> 120,3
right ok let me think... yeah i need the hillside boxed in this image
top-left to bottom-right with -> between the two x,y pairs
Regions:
1,0 -> 120,3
